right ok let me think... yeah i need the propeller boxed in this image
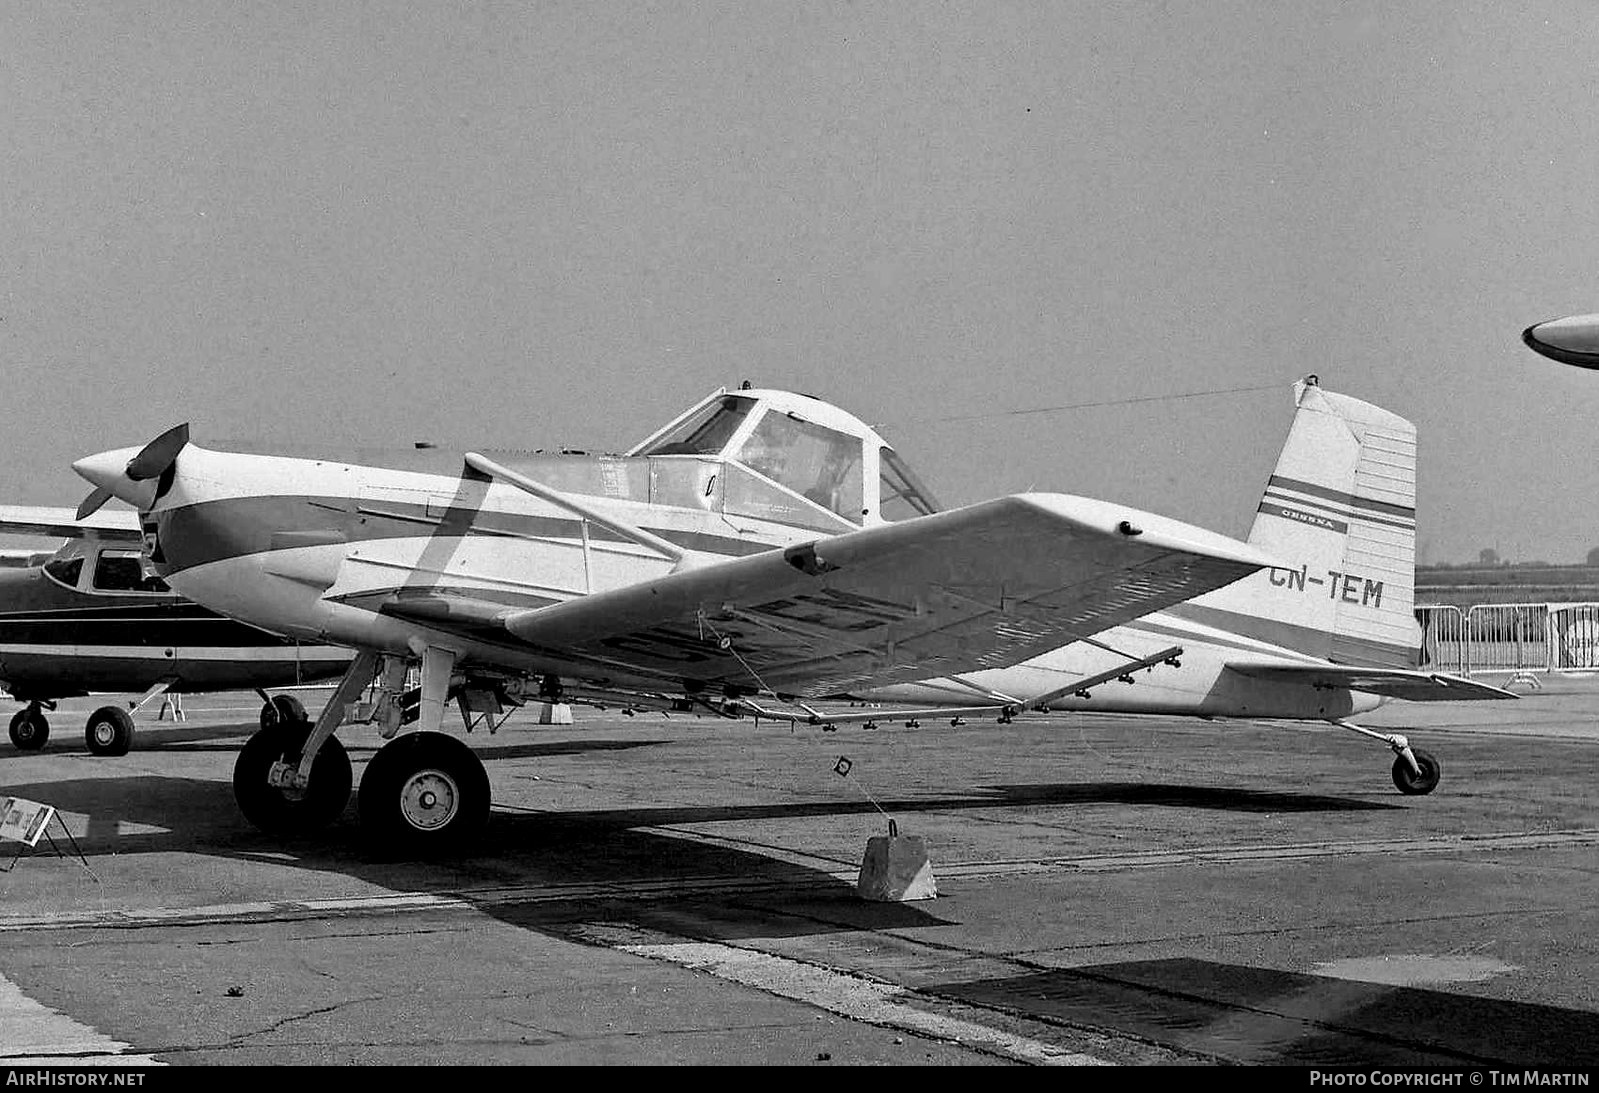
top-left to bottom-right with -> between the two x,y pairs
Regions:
125,423 -> 190,480
73,423 -> 191,518
75,485 -> 115,520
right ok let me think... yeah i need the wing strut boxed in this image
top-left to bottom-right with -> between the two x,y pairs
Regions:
464,452 -> 688,566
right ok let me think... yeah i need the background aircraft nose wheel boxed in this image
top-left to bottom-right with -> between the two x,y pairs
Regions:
359,733 -> 489,856
85,705 -> 135,757
1392,747 -> 1441,795
9,707 -> 49,751
233,720 -> 352,835
259,694 -> 307,732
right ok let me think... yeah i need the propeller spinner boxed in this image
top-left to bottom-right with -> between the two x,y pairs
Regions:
73,423 -> 191,517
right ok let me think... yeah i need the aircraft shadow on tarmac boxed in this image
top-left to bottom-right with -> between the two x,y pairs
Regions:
0,774 -> 1399,862
0,772 -> 1404,947
934,957 -> 1599,1066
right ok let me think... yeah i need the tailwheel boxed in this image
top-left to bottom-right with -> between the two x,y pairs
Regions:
359,733 -> 489,856
233,720 -> 352,836
85,705 -> 135,757
9,707 -> 49,751
259,694 -> 307,731
1392,747 -> 1442,796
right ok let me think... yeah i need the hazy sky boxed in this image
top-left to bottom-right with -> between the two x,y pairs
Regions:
4,2 -> 1599,564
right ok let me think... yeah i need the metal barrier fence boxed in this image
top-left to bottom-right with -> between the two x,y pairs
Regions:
1415,605 -> 1466,675
1415,600 -> 1599,681
1464,603 -> 1551,676
1548,603 -> 1599,671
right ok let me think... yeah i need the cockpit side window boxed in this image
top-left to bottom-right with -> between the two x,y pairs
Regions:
736,411 -> 864,522
92,550 -> 172,594
638,395 -> 756,456
879,447 -> 939,521
42,556 -> 84,589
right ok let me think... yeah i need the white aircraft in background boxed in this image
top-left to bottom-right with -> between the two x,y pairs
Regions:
73,388 -> 1275,853
848,378 -> 1513,788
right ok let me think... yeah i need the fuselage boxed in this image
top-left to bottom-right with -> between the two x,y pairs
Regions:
74,386 -> 1401,722
0,542 -> 352,702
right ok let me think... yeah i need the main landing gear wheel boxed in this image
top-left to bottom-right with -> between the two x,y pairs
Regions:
1392,748 -> 1442,796
9,708 -> 48,751
85,706 -> 135,757
359,733 -> 489,857
234,720 -> 352,836
259,694 -> 307,732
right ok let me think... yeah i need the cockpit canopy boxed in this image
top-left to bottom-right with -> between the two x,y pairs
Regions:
629,389 -> 939,527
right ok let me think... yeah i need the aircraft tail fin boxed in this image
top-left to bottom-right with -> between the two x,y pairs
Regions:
1198,377 -> 1420,668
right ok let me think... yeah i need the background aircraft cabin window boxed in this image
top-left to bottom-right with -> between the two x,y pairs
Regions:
879,447 -> 940,521
639,395 -> 756,456
92,550 -> 172,594
42,556 -> 84,589
737,411 -> 864,522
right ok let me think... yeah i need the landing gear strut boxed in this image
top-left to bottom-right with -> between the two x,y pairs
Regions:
1337,719 -> 1441,796
232,647 -> 494,855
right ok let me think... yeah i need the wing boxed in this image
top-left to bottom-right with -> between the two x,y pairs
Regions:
0,505 -> 143,543
1225,663 -> 1520,701
395,493 -> 1276,697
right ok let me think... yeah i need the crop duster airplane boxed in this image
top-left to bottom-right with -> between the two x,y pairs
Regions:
0,507 -> 354,754
71,381 -> 1504,854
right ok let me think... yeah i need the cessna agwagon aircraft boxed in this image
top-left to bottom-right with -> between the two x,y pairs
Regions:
0,507 -> 354,754
73,386 -> 1288,853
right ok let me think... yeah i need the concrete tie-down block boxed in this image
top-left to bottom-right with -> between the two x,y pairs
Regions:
857,822 -> 938,901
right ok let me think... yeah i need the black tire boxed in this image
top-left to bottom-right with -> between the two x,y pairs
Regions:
9,708 -> 48,751
1392,748 -> 1442,796
233,720 -> 352,836
259,694 -> 308,732
85,705 -> 135,757
359,733 -> 489,856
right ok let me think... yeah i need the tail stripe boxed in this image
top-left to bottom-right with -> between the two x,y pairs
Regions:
1264,475 -> 1416,521
1256,492 -> 1414,534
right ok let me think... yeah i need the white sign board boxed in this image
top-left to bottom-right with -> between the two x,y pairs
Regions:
0,796 -> 56,848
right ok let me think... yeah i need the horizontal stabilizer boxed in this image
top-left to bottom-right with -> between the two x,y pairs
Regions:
1225,662 -> 1519,702
0,505 -> 143,543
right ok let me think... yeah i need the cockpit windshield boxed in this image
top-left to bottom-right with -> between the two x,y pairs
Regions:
735,411 -> 864,522
42,556 -> 84,589
637,395 -> 756,457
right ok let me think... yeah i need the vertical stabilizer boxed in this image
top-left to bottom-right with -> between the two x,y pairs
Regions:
1195,377 -> 1419,668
